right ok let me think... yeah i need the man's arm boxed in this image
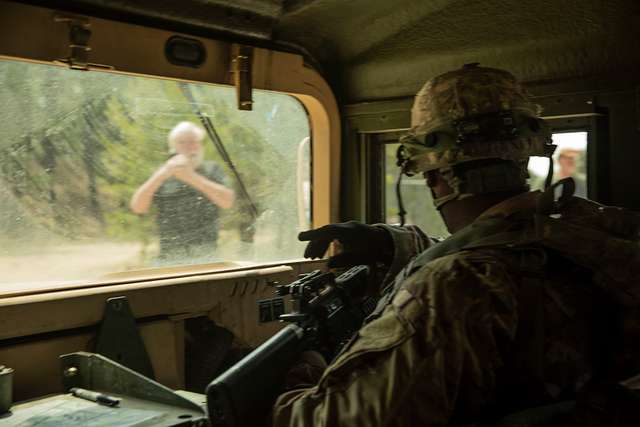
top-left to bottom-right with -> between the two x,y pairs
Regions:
298,221 -> 436,289
375,224 -> 437,283
174,168 -> 235,209
130,167 -> 172,214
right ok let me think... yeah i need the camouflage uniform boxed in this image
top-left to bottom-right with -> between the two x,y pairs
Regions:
273,64 -> 640,426
273,188 -> 640,426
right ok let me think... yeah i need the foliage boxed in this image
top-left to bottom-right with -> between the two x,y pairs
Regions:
0,59 -> 309,269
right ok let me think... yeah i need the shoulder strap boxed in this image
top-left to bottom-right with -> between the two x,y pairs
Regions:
534,213 -> 640,307
533,179 -> 640,306
369,215 -> 530,320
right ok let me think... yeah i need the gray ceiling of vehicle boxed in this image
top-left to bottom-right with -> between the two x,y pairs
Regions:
24,0 -> 640,103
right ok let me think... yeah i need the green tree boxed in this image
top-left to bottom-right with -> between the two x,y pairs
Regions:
0,58 -> 310,269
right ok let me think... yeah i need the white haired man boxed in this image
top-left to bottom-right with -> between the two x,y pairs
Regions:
556,147 -> 587,197
130,121 -> 235,263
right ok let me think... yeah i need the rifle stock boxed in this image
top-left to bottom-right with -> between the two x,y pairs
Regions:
206,266 -> 374,427
206,324 -> 305,427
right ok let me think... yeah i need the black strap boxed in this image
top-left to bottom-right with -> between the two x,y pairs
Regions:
537,177 -> 576,216
179,83 -> 260,220
396,168 -> 408,226
395,145 -> 410,226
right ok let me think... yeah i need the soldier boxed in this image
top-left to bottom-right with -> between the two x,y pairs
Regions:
273,64 -> 640,426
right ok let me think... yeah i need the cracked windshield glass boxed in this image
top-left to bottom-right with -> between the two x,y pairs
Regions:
0,59 -> 311,289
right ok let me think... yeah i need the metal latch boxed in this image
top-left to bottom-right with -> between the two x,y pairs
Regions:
231,45 -> 253,111
54,14 -> 113,71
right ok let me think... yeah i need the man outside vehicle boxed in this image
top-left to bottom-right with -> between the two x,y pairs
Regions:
272,64 -> 640,426
130,121 -> 235,263
556,147 -> 587,198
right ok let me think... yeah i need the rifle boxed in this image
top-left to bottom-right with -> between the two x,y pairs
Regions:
206,265 -> 377,427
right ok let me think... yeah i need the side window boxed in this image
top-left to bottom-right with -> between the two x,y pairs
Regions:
383,131 -> 589,237
528,131 -> 588,197
0,59 -> 311,288
384,142 -> 449,238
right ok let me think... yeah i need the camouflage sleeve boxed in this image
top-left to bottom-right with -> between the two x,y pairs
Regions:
374,224 -> 438,285
272,251 -> 518,427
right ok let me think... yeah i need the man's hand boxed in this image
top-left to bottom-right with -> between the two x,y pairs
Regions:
161,154 -> 194,181
130,154 -> 194,214
298,221 -> 393,268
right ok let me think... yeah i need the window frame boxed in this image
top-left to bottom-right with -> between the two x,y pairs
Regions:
0,1 -> 341,295
0,3 -> 339,400
542,116 -> 609,203
342,98 -> 413,222
365,131 -> 406,225
344,94 -> 610,223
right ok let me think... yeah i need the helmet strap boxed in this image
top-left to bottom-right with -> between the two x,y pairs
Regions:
542,141 -> 557,189
544,154 -> 554,189
396,166 -> 408,226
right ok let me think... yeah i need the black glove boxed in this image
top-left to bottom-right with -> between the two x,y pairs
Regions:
298,221 -> 393,268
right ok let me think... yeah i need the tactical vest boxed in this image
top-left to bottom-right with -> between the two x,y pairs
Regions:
374,180 -> 640,318
371,180 -> 640,425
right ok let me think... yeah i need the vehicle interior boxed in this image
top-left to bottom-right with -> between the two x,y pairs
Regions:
1,0 -> 639,424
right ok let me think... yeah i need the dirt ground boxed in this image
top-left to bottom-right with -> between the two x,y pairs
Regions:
0,231 -> 306,293
0,241 -> 145,292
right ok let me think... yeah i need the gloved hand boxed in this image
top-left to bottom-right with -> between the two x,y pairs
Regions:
298,221 -> 394,268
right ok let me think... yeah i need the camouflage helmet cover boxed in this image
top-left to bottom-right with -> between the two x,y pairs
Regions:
401,63 -> 554,175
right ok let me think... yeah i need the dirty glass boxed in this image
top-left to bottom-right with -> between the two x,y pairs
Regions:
0,59 -> 310,288
528,132 -> 588,197
384,143 -> 449,239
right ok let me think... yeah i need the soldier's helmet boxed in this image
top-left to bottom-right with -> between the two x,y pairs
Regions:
399,63 -> 555,176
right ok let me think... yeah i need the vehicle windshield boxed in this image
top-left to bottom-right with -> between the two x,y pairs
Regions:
0,59 -> 311,290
